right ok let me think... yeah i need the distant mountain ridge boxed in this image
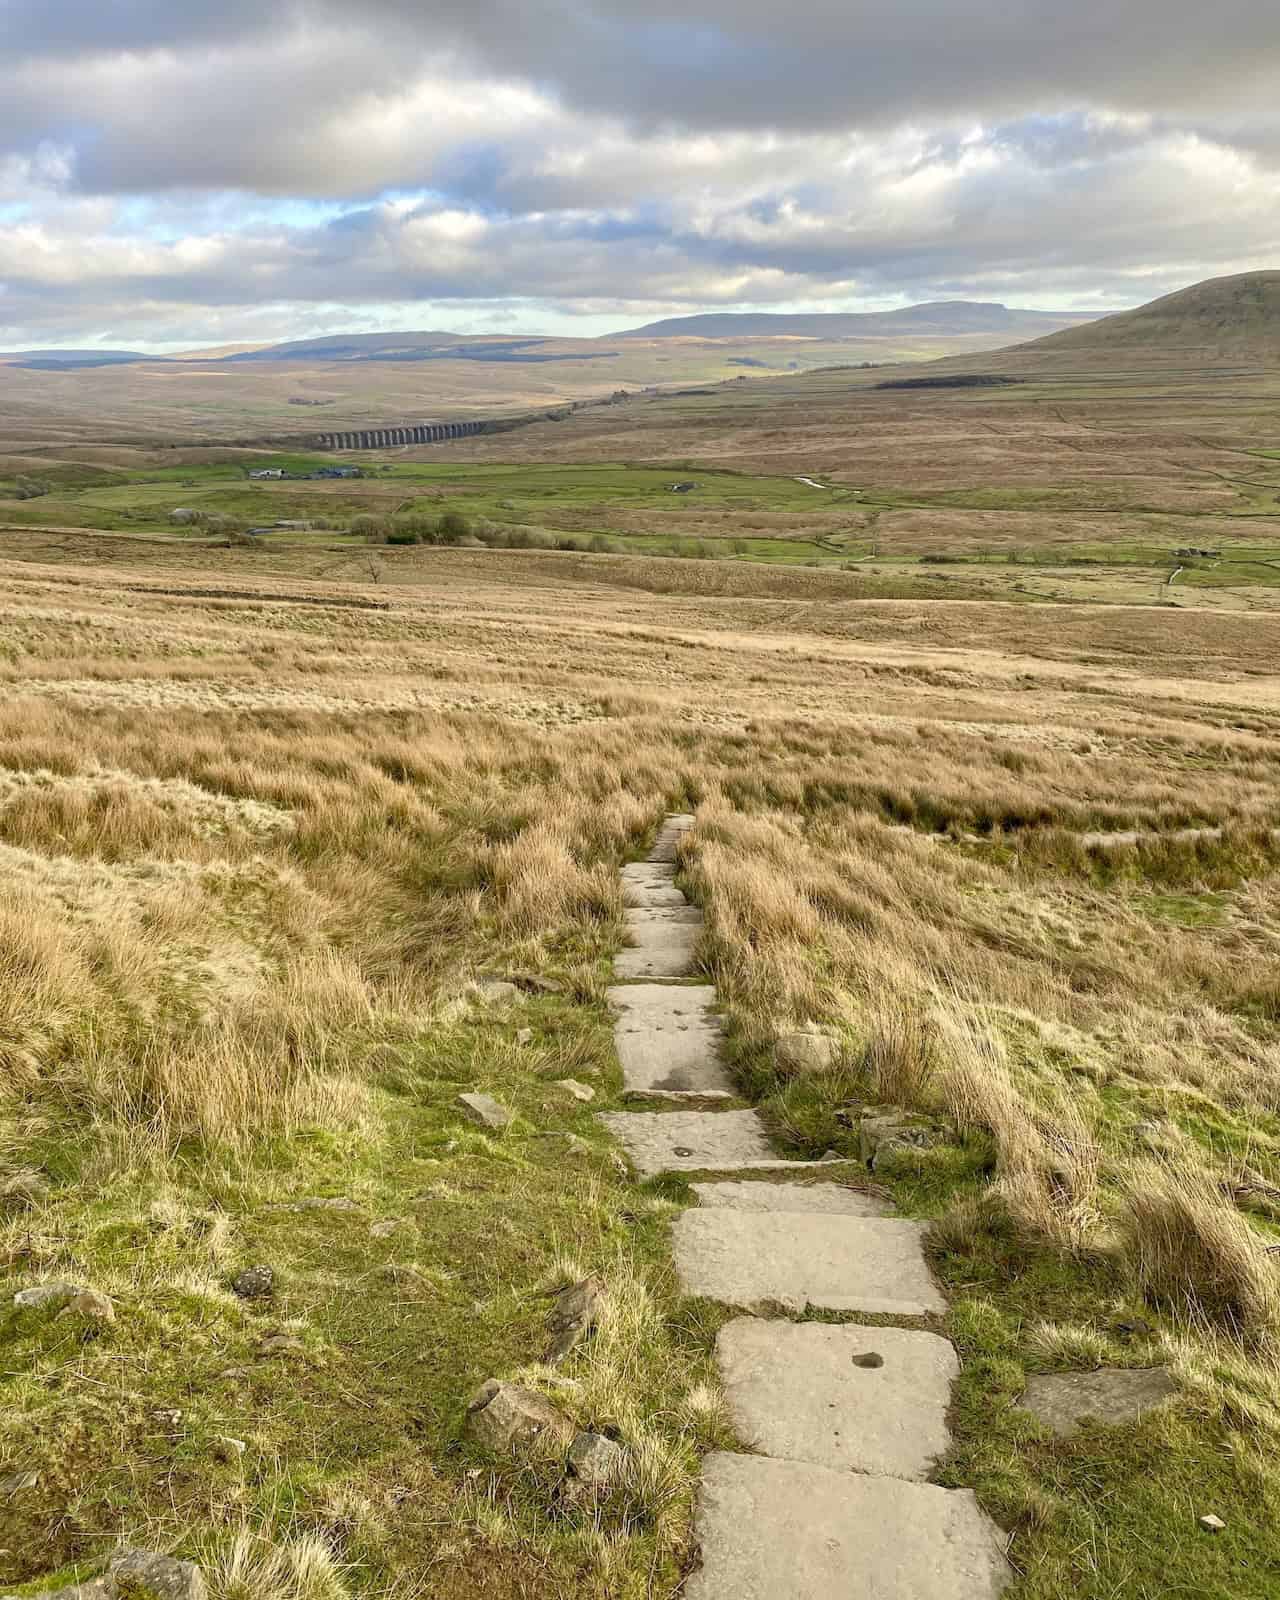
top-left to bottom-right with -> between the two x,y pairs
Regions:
615,302 -> 1101,339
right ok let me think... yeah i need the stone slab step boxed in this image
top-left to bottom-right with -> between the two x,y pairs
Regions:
673,1210 -> 945,1316
691,1180 -> 892,1217
685,1454 -> 1011,1600
599,1110 -> 821,1177
624,880 -> 689,908
615,912 -> 701,979
648,813 -> 695,863
716,1317 -> 958,1481
609,984 -> 732,1095
621,862 -> 678,884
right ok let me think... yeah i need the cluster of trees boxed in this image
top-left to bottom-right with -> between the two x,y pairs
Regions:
11,476 -> 52,499
352,508 -> 623,555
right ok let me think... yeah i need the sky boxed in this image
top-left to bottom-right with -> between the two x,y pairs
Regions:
2,0 -> 1279,350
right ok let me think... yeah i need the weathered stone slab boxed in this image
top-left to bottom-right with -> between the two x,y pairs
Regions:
690,1180 -> 892,1216
686,1454 -> 1011,1600
648,814 -> 695,863
624,879 -> 690,908
1019,1366 -> 1178,1438
615,909 -> 702,979
673,1210 -> 945,1315
716,1318 -> 958,1480
600,1110 -> 818,1177
609,984 -> 732,1094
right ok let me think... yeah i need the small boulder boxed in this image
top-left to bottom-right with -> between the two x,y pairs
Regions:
516,1027 -> 535,1046
369,1220 -> 399,1239
211,1436 -> 247,1462
294,1195 -> 360,1213
457,1092 -> 512,1131
13,1281 -> 83,1311
1,1170 -> 50,1210
553,1079 -> 595,1104
0,1468 -> 39,1499
1199,1513 -> 1226,1534
109,1548 -> 206,1599
775,1025 -> 840,1075
466,1380 -> 572,1452
64,1288 -> 116,1323
858,1108 -> 946,1169
470,979 -> 520,1007
231,1265 -> 275,1301
255,1330 -> 306,1359
567,1430 -> 625,1486
544,1275 -> 606,1362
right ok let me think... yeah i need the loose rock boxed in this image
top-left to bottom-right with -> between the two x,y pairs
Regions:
256,1330 -> 306,1359
369,1220 -> 400,1239
231,1265 -> 275,1301
457,1092 -> 512,1131
470,979 -> 520,1007
294,1196 -> 360,1213
775,1025 -> 840,1075
0,1171 -> 50,1209
466,1380 -> 572,1452
0,1469 -> 39,1498
516,1027 -> 535,1046
13,1281 -> 83,1311
544,1274 -> 606,1361
554,1079 -> 595,1103
567,1430 -> 625,1486
7,1548 -> 207,1600
64,1288 -> 116,1323
1199,1513 -> 1226,1534
859,1108 -> 947,1168
212,1436 -> 247,1462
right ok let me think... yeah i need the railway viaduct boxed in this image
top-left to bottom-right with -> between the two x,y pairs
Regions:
316,421 -> 488,450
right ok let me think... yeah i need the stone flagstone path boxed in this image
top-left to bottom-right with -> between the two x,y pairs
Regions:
602,814 -> 1011,1599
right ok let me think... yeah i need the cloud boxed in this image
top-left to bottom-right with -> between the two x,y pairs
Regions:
1,3 -> 1278,344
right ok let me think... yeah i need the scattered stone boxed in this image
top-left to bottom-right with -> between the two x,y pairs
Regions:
0,1469 -> 39,1498
516,1027 -> 535,1046
775,1025 -> 841,1075
1113,1316 -> 1153,1338
1199,1513 -> 1226,1534
544,1275 -> 606,1362
218,1366 -> 251,1381
108,1548 -> 207,1599
674,1210 -> 945,1316
690,1181 -> 892,1216
369,1220 -> 400,1239
13,1281 -> 83,1311
715,1318 -> 958,1480
376,1263 -> 431,1290
0,1170 -> 50,1209
256,1331 -> 305,1359
859,1108 -> 948,1168
294,1195 -> 360,1213
554,1079 -> 595,1103
466,1380 -> 573,1452
470,979 -> 520,1007
685,1454 -> 1011,1600
151,1408 -> 184,1430
457,1092 -> 512,1131
567,1430 -> 625,1486
230,1265 -> 275,1301
11,1549 -> 210,1600
1019,1367 -> 1178,1439
61,1288 -> 116,1323
212,1436 -> 247,1462
609,984 -> 731,1095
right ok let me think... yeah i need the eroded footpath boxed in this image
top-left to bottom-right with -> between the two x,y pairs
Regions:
605,814 -> 1012,1599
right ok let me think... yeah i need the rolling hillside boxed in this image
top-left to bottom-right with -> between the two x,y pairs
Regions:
1003,270 -> 1280,367
617,302 -> 1099,339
